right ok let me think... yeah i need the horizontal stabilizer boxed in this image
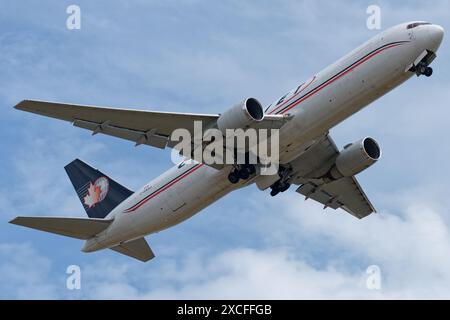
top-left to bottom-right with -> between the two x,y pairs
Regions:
10,216 -> 113,239
110,237 -> 155,262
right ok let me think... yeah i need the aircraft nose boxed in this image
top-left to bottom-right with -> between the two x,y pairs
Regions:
414,24 -> 445,52
416,24 -> 444,52
429,24 -> 445,47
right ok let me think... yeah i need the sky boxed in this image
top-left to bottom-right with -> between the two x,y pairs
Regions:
1,0 -> 450,299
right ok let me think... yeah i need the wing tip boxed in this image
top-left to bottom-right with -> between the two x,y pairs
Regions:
141,254 -> 156,262
9,216 -> 31,227
9,216 -> 34,226
14,99 -> 57,111
14,100 -> 30,110
9,217 -> 19,224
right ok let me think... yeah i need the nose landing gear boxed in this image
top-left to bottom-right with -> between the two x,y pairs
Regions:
414,62 -> 433,77
424,66 -> 433,77
409,50 -> 436,78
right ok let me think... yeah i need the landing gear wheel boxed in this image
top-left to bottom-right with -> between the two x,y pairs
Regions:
424,67 -> 433,77
238,168 -> 250,180
246,165 -> 256,175
415,62 -> 433,77
279,183 -> 290,193
228,171 -> 239,184
270,188 -> 280,197
417,64 -> 427,75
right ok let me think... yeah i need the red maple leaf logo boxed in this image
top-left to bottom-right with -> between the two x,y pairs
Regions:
83,182 -> 102,208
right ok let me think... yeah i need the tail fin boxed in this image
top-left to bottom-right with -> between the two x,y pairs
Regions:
65,159 -> 133,219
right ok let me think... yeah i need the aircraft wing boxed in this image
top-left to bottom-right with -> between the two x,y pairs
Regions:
15,100 -> 219,149
289,134 -> 376,219
15,100 -> 290,168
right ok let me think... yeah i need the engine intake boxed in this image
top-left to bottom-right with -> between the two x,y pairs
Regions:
329,137 -> 381,179
217,98 -> 264,134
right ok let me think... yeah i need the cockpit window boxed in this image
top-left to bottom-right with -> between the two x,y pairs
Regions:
407,22 -> 431,29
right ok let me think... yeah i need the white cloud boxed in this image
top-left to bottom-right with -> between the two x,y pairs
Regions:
74,247 -> 366,299
0,243 -> 59,299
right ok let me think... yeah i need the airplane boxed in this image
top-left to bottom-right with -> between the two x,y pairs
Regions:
10,21 -> 444,262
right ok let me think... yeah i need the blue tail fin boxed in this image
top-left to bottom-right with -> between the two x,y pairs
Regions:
64,159 -> 133,219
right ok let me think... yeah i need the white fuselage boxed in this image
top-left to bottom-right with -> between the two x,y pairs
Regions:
83,22 -> 444,252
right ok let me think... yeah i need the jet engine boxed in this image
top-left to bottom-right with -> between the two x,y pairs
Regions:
217,98 -> 264,134
329,137 -> 381,179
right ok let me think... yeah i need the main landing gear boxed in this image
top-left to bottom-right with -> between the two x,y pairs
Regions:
227,164 -> 256,184
269,166 -> 291,197
269,181 -> 290,197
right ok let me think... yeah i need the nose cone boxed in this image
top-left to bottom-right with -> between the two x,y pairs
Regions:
422,24 -> 445,52
429,24 -> 445,49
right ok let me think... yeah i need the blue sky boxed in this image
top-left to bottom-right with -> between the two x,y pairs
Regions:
1,0 -> 450,299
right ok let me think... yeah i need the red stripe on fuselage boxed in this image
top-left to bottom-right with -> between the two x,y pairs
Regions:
274,43 -> 403,115
268,76 -> 317,115
124,164 -> 204,213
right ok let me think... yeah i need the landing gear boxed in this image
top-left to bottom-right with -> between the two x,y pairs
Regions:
246,165 -> 256,175
227,164 -> 256,184
228,171 -> 240,184
414,62 -> 433,77
238,167 -> 250,180
269,181 -> 291,197
269,166 -> 292,197
279,183 -> 290,192
270,188 -> 280,197
424,67 -> 433,77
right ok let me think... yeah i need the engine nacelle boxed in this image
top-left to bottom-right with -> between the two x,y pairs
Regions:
329,137 -> 381,179
217,98 -> 264,134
